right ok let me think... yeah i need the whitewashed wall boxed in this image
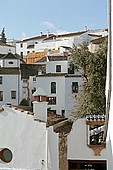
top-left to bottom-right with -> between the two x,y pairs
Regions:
36,76 -> 65,115
0,105 -> 47,170
0,45 -> 15,54
67,118 -> 106,160
47,126 -> 59,170
0,75 -> 21,107
46,60 -> 68,73
65,76 -> 83,117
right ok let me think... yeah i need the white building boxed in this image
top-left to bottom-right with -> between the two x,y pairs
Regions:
16,29 -> 107,62
0,53 -> 22,107
30,55 -> 83,117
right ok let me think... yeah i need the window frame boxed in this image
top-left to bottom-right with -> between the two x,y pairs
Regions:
72,82 -> 78,93
56,65 -> 61,72
11,91 -> 16,99
47,97 -> 56,105
0,91 -> 3,101
51,82 -> 56,94
0,76 -> 2,84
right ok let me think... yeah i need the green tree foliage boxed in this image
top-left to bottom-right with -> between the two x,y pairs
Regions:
0,28 -> 6,43
70,41 -> 107,116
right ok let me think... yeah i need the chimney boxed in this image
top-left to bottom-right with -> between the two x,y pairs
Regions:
32,87 -> 47,122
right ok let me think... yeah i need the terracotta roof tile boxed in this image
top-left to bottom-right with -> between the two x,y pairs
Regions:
0,68 -> 20,74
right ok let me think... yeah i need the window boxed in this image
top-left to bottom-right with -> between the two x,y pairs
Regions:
72,82 -> 78,93
88,124 -> 104,145
11,91 -> 16,99
33,77 -> 36,82
51,82 -> 56,94
0,76 -> 2,84
20,52 -> 23,57
56,65 -> 61,72
0,91 -> 3,101
47,97 -> 56,105
62,110 -> 65,116
9,61 -> 13,64
20,43 -> 23,48
23,79 -> 28,83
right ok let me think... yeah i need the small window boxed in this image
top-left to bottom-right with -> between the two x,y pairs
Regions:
20,52 -> 23,57
47,97 -> 56,105
51,82 -> 56,94
0,91 -> 3,101
72,82 -> 78,93
33,77 -> 36,82
62,110 -> 65,116
20,43 -> 23,48
9,61 -> 13,64
23,79 -> 28,83
0,76 -> 2,84
56,65 -> 61,72
11,91 -> 16,99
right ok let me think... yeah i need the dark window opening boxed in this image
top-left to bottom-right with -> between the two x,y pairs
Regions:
47,97 -> 56,105
11,91 -> 16,99
0,77 -> 2,84
51,82 -> 56,93
0,91 -> 3,101
72,82 -> 78,93
56,65 -> 61,72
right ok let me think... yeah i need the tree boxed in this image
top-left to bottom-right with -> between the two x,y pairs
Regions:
0,28 -> 6,43
70,40 -> 107,116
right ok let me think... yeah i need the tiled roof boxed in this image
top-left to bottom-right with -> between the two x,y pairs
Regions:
0,67 -> 20,75
90,36 -> 108,44
1,53 -> 20,59
48,55 -> 67,61
38,73 -> 82,77
16,31 -> 87,43
20,64 -> 46,79
35,56 -> 47,63
0,42 -> 14,47
32,87 -> 47,96
0,54 -> 5,58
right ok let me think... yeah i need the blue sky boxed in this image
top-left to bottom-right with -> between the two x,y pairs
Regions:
0,0 -> 107,40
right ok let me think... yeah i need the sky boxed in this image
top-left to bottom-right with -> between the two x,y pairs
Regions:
0,0 -> 107,40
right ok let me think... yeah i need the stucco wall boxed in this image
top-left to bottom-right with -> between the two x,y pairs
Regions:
0,105 -> 47,169
67,118 -> 106,160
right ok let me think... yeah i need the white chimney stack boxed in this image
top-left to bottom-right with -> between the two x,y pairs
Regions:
32,87 -> 47,122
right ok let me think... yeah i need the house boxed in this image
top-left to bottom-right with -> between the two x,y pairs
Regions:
30,54 -> 83,117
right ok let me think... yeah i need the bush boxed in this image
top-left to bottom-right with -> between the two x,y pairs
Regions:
20,98 -> 29,106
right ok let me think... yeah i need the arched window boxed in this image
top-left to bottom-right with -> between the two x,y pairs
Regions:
51,82 -> 56,94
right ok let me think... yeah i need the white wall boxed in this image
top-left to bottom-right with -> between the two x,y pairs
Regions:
47,126 -> 59,170
0,45 -> 15,54
46,60 -> 68,73
2,59 -> 20,68
67,118 -> 106,160
36,76 -> 65,115
0,75 -> 21,107
65,76 -> 83,117
0,105 -> 47,170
